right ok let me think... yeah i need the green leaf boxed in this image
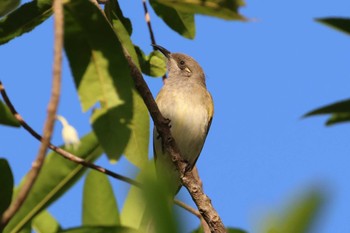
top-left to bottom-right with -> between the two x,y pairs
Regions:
64,0 -> 133,112
91,107 -> 131,162
104,0 -> 132,37
263,190 -> 324,233
0,0 -> 52,45
0,100 -> 20,127
104,0 -> 138,70
326,112 -> 350,126
58,226 -> 140,233
121,162 -> 177,233
123,91 -> 149,168
304,99 -> 350,116
104,0 -> 149,167
0,158 -> 13,217
316,17 -> 350,35
154,0 -> 246,20
82,170 -> 119,226
4,133 -> 103,233
135,46 -> 167,77
149,0 -> 195,39
32,210 -> 61,233
0,0 -> 20,17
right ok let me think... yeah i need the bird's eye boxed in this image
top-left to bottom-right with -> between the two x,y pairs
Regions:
179,60 -> 185,65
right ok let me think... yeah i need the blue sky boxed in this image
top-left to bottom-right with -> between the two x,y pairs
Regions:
1,0 -> 350,232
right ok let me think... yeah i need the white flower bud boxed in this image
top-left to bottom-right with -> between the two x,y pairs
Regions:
56,115 -> 80,150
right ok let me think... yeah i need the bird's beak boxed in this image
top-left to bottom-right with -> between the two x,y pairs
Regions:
152,44 -> 171,58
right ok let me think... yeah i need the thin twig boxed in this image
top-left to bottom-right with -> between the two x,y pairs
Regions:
126,55 -> 226,233
0,81 -> 142,188
0,0 -> 64,229
141,0 -> 167,83
174,199 -> 201,218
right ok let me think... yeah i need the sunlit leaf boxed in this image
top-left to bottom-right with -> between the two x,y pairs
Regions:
4,133 -> 103,233
150,0 -> 195,39
0,100 -> 20,127
154,0 -> 246,20
82,170 -> 119,226
58,226 -> 140,233
316,17 -> 350,35
64,0 -> 133,112
0,158 -> 13,217
0,0 -> 52,45
0,0 -> 20,17
32,210 -> 61,233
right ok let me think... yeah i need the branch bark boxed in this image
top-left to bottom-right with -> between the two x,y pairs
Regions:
0,0 -> 63,229
126,55 -> 226,233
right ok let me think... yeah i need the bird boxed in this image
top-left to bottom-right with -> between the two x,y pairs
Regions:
152,44 -> 214,193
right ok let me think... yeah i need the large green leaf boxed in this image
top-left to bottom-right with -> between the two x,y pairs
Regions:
0,0 -> 20,17
0,100 -> 20,127
0,158 -> 13,217
4,133 -> 103,233
316,17 -> 350,35
82,170 -> 119,226
64,0 -> 133,112
154,0 -> 246,20
58,226 -> 140,233
0,0 -> 52,45
104,0 -> 149,167
32,210 -> 61,233
150,0 -> 195,39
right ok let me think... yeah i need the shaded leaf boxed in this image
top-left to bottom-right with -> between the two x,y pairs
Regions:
0,0 -> 20,17
91,107 -> 131,162
135,46 -> 167,77
104,1 -> 149,167
154,0 -> 246,20
4,133 -> 103,233
326,112 -> 350,126
32,210 -> 61,233
82,170 -> 119,226
0,158 -> 13,217
58,226 -> 140,233
64,0 -> 133,112
0,0 -> 52,45
316,17 -> 350,35
304,99 -> 350,116
104,0 -> 132,36
0,100 -> 20,127
150,0 -> 195,39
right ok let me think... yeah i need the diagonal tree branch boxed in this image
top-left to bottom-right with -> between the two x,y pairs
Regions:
125,55 -> 226,233
0,0 -> 64,229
